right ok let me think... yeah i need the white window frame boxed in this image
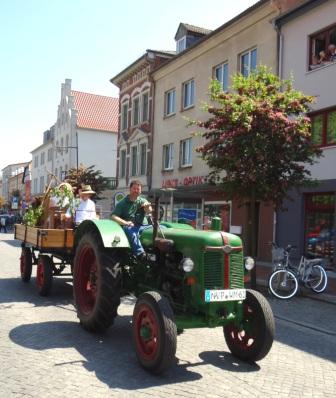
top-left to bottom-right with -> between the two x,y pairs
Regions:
132,96 -> 140,126
139,142 -> 147,176
119,148 -> 127,178
141,91 -> 149,123
182,79 -> 195,110
176,36 -> 186,54
130,144 -> 138,176
39,176 -> 45,193
240,48 -> 257,77
33,178 -> 38,194
121,102 -> 128,131
163,143 -> 174,170
47,148 -> 52,162
180,138 -> 192,167
165,89 -> 176,116
215,62 -> 229,92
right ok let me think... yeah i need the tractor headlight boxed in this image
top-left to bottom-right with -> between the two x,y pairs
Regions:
180,257 -> 194,273
244,256 -> 255,271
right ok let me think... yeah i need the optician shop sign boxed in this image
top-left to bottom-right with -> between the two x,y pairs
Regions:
162,175 -> 206,189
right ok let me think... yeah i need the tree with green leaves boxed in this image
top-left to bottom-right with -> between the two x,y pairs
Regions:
194,66 -> 322,287
65,164 -> 111,201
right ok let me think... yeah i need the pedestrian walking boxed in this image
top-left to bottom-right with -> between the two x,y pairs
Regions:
0,216 -> 8,233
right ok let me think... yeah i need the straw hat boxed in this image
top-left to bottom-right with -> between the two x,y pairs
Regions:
58,182 -> 73,191
81,184 -> 95,195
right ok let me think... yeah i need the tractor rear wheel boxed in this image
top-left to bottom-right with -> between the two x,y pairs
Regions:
36,255 -> 53,296
133,291 -> 177,374
73,232 -> 121,332
20,246 -> 32,282
224,289 -> 275,362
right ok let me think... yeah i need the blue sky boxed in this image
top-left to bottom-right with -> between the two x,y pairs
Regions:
0,0 -> 258,172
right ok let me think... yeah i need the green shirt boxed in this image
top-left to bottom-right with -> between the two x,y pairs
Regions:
112,195 -> 149,225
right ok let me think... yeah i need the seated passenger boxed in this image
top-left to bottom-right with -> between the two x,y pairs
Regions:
74,185 -> 97,225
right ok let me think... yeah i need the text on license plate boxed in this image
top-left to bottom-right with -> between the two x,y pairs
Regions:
204,289 -> 246,302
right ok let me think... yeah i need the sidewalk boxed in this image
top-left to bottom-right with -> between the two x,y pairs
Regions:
256,261 -> 336,304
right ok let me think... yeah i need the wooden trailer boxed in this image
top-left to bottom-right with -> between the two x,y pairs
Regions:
15,224 -> 75,296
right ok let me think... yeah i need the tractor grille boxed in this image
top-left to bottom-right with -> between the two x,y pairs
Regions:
204,252 -> 222,289
203,250 -> 244,289
229,252 -> 244,288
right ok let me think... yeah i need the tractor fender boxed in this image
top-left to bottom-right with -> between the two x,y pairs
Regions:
74,219 -> 130,249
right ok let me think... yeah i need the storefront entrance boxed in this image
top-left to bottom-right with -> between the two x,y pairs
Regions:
203,201 -> 231,232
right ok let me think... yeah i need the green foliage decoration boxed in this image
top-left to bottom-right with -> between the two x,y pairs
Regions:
23,205 -> 44,227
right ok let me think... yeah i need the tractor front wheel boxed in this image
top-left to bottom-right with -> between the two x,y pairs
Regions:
73,232 -> 121,332
36,255 -> 53,296
133,291 -> 177,374
224,289 -> 275,362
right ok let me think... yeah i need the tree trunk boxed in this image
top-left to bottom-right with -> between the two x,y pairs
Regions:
249,189 -> 258,289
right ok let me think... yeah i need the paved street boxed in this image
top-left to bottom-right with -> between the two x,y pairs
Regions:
0,232 -> 335,398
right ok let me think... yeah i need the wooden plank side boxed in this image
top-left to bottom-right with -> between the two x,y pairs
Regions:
14,224 -> 74,249
14,224 -> 38,246
38,229 -> 74,249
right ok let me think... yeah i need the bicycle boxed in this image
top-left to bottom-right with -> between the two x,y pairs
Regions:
268,242 -> 328,299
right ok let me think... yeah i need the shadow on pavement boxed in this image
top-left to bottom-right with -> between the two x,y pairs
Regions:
9,319 -> 202,388
0,235 -> 21,248
197,351 -> 260,372
0,276 -> 75,309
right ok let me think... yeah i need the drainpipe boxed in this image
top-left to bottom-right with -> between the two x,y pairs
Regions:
273,20 -> 284,80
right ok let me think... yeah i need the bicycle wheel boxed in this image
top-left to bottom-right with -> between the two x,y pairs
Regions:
269,269 -> 298,299
306,265 -> 328,293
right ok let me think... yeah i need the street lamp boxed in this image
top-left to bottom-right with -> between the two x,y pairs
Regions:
56,132 -> 79,174
160,187 -> 176,222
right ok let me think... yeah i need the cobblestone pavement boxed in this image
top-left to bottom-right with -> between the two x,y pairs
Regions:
0,232 -> 335,398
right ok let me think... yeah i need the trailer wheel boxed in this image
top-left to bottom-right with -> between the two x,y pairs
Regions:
73,232 -> 121,332
20,246 -> 33,282
36,255 -> 53,296
223,289 -> 275,362
133,291 -> 177,374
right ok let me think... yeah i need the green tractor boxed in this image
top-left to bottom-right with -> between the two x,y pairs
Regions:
72,211 -> 275,374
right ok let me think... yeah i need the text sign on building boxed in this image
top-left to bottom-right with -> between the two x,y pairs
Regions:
162,175 -> 205,189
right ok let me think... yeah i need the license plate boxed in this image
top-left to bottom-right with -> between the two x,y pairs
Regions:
204,289 -> 246,302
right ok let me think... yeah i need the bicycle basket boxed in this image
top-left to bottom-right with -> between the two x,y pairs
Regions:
272,247 -> 285,262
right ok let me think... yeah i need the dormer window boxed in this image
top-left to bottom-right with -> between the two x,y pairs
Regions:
176,37 -> 186,54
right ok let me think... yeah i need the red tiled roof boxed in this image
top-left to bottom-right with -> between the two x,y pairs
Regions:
71,90 -> 119,132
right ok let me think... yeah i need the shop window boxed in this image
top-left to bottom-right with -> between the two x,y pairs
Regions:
203,202 -> 231,232
309,24 -> 336,70
310,108 -> 336,147
305,193 -> 335,265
